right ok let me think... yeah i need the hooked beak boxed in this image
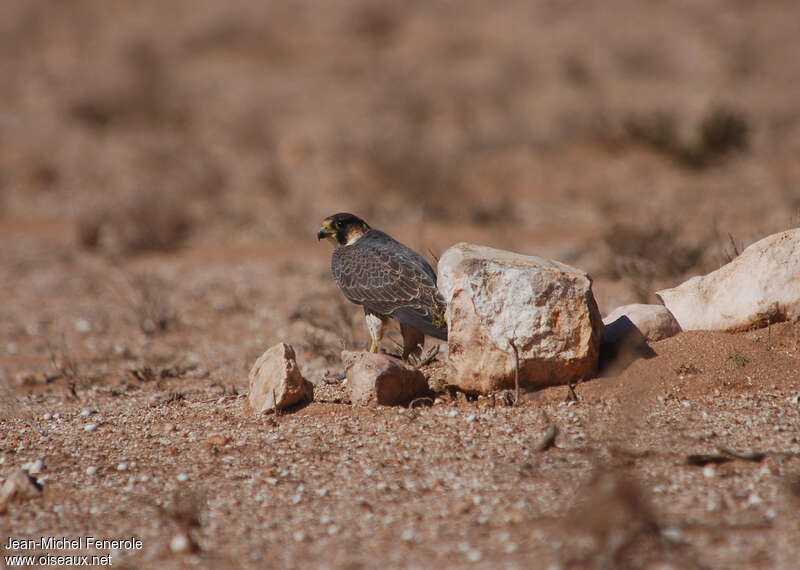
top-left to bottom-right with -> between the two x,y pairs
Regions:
317,223 -> 334,241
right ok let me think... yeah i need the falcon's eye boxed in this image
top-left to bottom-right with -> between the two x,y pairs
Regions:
333,221 -> 342,230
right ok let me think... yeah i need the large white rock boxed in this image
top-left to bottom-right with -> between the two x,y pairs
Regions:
603,303 -> 681,343
656,229 -> 800,331
438,243 -> 604,394
248,343 -> 313,413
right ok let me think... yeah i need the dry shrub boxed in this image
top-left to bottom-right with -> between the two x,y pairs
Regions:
624,104 -> 749,169
349,2 -> 401,49
603,221 -> 705,301
116,190 -> 192,253
364,135 -> 464,220
78,192 -> 192,254
126,272 -> 174,335
69,40 -> 186,130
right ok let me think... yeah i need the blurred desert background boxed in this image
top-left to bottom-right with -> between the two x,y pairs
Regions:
2,1 -> 800,568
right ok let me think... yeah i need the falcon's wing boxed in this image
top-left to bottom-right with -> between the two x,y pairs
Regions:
331,230 -> 447,340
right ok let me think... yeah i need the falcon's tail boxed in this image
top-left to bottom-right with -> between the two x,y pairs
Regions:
394,307 -> 448,341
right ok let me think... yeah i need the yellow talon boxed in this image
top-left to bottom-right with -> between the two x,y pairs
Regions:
369,340 -> 378,353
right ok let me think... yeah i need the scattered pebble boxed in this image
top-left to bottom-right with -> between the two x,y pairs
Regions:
465,414 -> 477,423
177,473 -> 189,482
23,459 -> 46,475
43,413 -> 52,421
80,409 -> 96,417
661,526 -> 684,543
87,466 -> 98,476
327,525 -> 340,535
466,549 -> 483,562
75,319 -> 91,333
84,423 -> 98,432
293,531 -> 305,543
117,462 -> 129,471
746,493 -> 763,508
170,533 -> 191,553
703,465 -> 716,479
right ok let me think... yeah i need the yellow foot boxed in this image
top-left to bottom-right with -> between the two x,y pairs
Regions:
368,341 -> 378,353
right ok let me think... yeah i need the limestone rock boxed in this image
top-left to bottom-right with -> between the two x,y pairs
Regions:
603,303 -> 681,343
342,351 -> 429,406
438,243 -> 604,394
248,343 -> 313,413
0,469 -> 42,513
656,229 -> 800,331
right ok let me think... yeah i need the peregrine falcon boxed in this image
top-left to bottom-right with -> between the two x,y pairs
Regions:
317,213 -> 447,359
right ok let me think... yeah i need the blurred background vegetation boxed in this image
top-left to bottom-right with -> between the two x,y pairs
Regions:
2,0 -> 799,305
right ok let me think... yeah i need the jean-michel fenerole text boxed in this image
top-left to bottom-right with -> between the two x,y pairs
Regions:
4,536 -> 143,551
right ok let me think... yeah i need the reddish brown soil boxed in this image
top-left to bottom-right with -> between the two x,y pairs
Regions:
2,1 -> 800,568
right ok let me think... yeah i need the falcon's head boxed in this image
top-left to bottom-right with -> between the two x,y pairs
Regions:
317,213 -> 371,247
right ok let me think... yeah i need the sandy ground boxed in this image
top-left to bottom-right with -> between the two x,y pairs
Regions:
2,1 -> 800,568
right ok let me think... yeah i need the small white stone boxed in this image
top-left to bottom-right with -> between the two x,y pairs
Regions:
327,525 -> 340,535
661,526 -> 683,543
177,473 -> 189,482
765,508 -> 778,520
291,493 -> 302,504
87,466 -> 98,475
139,474 -> 150,482
84,423 -> 98,432
43,413 -> 53,421
80,409 -> 95,417
117,462 -> 129,471
448,410 -> 459,418
293,531 -> 305,543
466,550 -> 483,562
402,529 -> 417,542
53,413 -> 62,419
75,319 -> 91,333
466,414 -> 477,423
265,477 -> 278,485
315,488 -> 328,497
746,493 -> 763,508
170,534 -> 190,553
24,459 -> 46,475
7,343 -> 19,354
703,465 -> 716,479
